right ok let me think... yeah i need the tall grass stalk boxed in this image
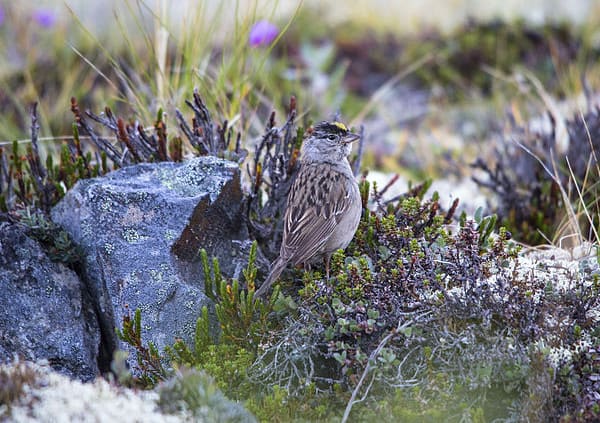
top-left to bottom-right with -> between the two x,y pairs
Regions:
68,0 -> 304,139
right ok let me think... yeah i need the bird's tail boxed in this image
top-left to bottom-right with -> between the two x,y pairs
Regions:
255,258 -> 287,298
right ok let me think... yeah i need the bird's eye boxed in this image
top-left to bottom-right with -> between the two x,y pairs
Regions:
328,134 -> 336,140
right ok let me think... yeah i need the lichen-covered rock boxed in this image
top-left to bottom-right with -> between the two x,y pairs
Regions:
51,156 -> 254,369
0,218 -> 99,381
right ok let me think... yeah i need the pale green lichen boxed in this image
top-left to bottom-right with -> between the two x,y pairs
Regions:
184,300 -> 196,311
157,287 -> 171,299
138,302 -> 152,315
163,229 -> 178,241
100,200 -> 113,212
104,243 -> 115,255
122,228 -> 149,244
149,269 -> 163,282
81,222 -> 94,240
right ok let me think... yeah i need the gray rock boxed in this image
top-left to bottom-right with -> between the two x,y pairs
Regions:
51,156 -> 254,369
0,218 -> 99,381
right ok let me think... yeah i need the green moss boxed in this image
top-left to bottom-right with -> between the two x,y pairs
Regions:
16,208 -> 81,264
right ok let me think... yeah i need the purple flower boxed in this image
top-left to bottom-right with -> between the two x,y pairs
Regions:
249,20 -> 279,47
33,8 -> 57,28
0,6 -> 4,26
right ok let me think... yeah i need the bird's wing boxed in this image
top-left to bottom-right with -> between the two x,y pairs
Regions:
281,163 -> 356,265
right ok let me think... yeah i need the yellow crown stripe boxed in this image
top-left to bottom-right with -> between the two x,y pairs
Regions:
332,121 -> 348,132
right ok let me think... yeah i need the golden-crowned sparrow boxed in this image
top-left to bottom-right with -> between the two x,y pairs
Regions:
255,121 -> 362,297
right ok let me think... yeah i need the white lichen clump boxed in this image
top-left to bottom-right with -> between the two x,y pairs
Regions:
4,361 -> 189,423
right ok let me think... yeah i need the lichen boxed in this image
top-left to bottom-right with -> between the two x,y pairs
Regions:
104,242 -> 115,255
3,361 -> 188,422
122,228 -> 149,244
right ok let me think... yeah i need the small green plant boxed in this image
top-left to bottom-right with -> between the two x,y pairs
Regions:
466,206 -> 499,250
157,366 -> 256,421
200,241 -> 278,350
16,207 -> 81,264
117,241 -> 278,387
115,307 -> 168,388
0,103 -> 106,213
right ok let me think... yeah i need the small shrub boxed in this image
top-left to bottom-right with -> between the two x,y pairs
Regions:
16,207 -> 81,264
115,307 -> 168,388
0,103 -> 103,213
473,106 -> 600,246
157,367 -> 256,422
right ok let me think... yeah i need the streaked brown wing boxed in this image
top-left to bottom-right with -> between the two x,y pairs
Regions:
280,163 -> 354,265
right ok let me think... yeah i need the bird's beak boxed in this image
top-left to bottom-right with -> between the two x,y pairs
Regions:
342,132 -> 360,144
